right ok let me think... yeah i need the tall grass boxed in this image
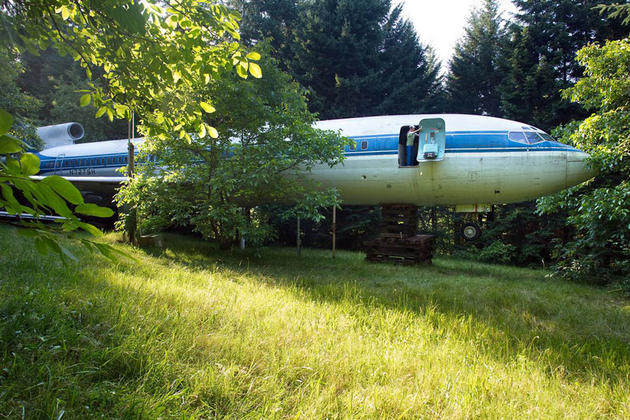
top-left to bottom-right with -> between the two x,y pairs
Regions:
1,225 -> 629,418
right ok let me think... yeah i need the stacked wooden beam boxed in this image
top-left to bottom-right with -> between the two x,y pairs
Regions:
364,204 -> 435,264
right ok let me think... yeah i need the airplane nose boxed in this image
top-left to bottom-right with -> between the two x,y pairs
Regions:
566,150 -> 597,187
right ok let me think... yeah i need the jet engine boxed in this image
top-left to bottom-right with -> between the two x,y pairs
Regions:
37,122 -> 84,149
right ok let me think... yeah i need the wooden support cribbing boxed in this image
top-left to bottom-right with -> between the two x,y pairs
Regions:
363,204 -> 435,264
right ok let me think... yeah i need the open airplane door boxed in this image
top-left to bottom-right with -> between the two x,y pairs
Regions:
418,118 -> 445,162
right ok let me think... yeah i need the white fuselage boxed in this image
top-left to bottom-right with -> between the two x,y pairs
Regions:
35,114 -> 595,207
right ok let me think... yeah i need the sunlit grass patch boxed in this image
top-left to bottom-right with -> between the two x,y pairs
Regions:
1,226 -> 629,418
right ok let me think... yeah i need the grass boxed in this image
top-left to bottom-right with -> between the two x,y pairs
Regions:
1,224 -> 629,419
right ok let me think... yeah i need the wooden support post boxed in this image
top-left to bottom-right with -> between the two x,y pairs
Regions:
332,205 -> 336,259
126,115 -> 137,244
296,216 -> 301,256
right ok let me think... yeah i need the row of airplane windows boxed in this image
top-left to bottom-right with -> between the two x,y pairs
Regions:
344,131 -> 550,152
41,155 -> 129,169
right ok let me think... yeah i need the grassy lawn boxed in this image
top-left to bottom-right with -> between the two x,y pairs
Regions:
1,224 -> 629,419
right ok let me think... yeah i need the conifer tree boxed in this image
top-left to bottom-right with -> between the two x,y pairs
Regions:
239,0 -> 442,119
499,0 -> 628,129
445,0 -> 504,116
232,0 -> 299,72
375,5 -> 442,115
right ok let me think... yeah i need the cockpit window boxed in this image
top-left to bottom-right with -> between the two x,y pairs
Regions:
508,131 -> 527,143
509,131 -> 547,144
524,131 -> 543,144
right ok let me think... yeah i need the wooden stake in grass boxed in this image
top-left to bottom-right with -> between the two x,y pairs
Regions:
332,205 -> 336,259
126,114 -> 137,245
296,216 -> 301,256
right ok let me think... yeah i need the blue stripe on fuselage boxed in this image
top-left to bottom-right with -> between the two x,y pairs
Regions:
344,131 -> 575,154
36,131 -> 577,174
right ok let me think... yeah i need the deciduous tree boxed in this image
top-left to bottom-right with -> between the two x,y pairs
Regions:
116,56 -> 348,248
538,38 -> 630,282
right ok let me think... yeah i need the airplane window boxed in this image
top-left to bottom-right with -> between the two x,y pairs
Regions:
90,159 -> 95,165
349,141 -> 356,151
361,140 -> 368,150
538,133 -> 554,141
508,131 -> 527,143
524,131 -> 543,144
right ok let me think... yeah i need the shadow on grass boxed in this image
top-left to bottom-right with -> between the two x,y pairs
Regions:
3,224 -> 630,418
142,234 -> 630,385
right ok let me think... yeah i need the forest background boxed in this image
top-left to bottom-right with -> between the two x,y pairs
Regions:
1,0 -> 629,284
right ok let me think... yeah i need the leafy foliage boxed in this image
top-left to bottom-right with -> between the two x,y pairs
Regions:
0,109 -> 124,264
17,48 -> 127,143
0,46 -> 43,150
1,0 -> 258,144
116,56 -> 348,248
538,38 -> 630,283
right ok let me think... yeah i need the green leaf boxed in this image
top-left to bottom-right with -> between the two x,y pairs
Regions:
95,107 -> 107,118
77,221 -> 103,236
80,94 -> 91,107
75,203 -> 114,218
236,64 -> 248,79
93,241 -> 138,263
200,102 -> 216,113
41,176 -> 84,205
0,134 -> 23,154
34,236 -> 50,255
249,62 -> 262,79
0,109 -> 12,135
32,183 -> 73,217
1,184 -> 21,212
20,153 -> 40,176
246,52 -> 261,61
57,5 -> 70,20
17,228 -> 39,238
198,123 -> 207,138
208,126 -> 219,138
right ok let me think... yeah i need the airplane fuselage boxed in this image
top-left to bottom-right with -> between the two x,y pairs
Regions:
35,114 -> 595,208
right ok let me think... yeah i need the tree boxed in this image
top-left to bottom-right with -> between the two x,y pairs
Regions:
233,0 -> 299,71
287,0 -> 440,119
116,55 -> 348,248
1,0 -> 259,144
0,108 -> 121,264
17,49 -> 127,143
373,4 -> 442,115
0,46 -> 43,149
446,0 -> 504,116
0,0 -> 258,253
538,38 -> 630,283
500,0 -> 628,130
